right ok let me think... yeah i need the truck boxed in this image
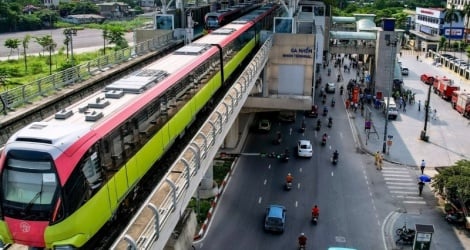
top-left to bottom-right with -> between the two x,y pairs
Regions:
451,91 -> 470,118
433,76 -> 459,101
420,74 -> 435,85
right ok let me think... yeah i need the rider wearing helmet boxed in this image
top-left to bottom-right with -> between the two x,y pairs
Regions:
322,133 -> 328,141
286,173 -> 293,183
333,150 -> 339,159
312,205 -> 320,217
298,232 -> 307,246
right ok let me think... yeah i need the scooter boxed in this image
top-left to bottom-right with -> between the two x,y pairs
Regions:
312,214 -> 319,224
340,87 -> 344,95
396,230 -> 415,245
321,136 -> 327,146
327,118 -> 333,128
323,109 -> 328,117
446,212 -> 465,225
299,244 -> 306,250
337,74 -> 341,82
331,100 -> 335,108
332,154 -> 338,165
285,181 -> 292,190
316,120 -> 321,131
279,153 -> 289,162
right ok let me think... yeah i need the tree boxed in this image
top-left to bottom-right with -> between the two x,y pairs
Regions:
432,160 -> 470,215
22,35 -> 31,73
102,26 -> 109,55
444,4 -> 461,51
462,3 -> 470,44
4,38 -> 20,59
107,26 -> 128,50
34,35 -> 57,75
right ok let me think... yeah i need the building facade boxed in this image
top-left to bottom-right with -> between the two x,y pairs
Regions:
411,7 -> 464,52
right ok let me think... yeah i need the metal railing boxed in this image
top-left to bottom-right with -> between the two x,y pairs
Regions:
111,36 -> 273,250
0,32 -> 174,115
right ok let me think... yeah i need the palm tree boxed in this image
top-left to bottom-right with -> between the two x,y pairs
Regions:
444,4 -> 461,52
462,3 -> 470,44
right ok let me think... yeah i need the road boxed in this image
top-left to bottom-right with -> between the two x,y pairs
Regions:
0,28 -> 134,60
195,101 -> 384,249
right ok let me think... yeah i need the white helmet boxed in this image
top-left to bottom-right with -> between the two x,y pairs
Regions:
288,173 -> 291,176
301,232 -> 305,236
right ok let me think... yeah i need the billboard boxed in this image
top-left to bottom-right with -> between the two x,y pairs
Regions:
155,14 -> 174,30
443,28 -> 464,39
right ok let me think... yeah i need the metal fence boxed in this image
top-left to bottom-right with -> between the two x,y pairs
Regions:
0,32 -> 174,115
111,36 -> 273,250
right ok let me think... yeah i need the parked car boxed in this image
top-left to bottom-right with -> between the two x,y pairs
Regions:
258,119 -> 271,132
401,67 -> 409,76
326,82 -> 336,93
264,204 -> 286,233
297,139 -> 313,157
278,111 -> 296,122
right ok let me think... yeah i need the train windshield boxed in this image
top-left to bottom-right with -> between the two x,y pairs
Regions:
1,150 -> 58,219
206,16 -> 220,29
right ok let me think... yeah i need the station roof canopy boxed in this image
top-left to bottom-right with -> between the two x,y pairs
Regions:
329,31 -> 376,40
332,16 -> 356,23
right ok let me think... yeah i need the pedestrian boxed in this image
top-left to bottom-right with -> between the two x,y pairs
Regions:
418,181 -> 425,196
433,109 -> 437,120
378,153 -> 383,170
416,55 -> 419,61
418,100 -> 421,111
420,159 -> 426,174
403,101 -> 407,112
374,151 -> 380,167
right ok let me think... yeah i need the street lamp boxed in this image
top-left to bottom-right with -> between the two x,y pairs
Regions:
420,82 -> 432,141
64,28 -> 78,66
383,34 -> 399,154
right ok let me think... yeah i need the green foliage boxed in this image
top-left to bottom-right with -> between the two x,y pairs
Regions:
30,62 -> 43,74
188,198 -> 213,223
4,38 -> 21,58
432,160 -> 470,210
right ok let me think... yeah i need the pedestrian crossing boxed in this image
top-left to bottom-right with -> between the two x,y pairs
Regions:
382,166 -> 426,205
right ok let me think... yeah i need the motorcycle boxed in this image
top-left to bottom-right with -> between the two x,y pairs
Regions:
321,136 -> 327,146
395,229 -> 415,245
327,68 -> 331,76
331,153 -> 339,165
323,108 -> 328,117
273,133 -> 282,145
446,212 -> 465,225
340,86 -> 344,95
327,118 -> 333,128
279,153 -> 289,162
316,120 -> 321,131
285,181 -> 292,190
312,214 -> 318,224
331,100 -> 335,108
299,244 -> 306,250
337,74 -> 341,82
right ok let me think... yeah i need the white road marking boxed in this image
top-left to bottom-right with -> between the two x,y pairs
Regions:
258,197 -> 262,204
264,179 -> 267,185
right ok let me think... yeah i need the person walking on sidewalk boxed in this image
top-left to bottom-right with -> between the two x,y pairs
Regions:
418,100 -> 421,111
418,181 -> 425,196
420,159 -> 426,174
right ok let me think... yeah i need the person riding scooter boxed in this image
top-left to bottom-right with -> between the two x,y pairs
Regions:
327,68 -> 331,76
328,117 -> 333,128
340,85 -> 344,95
285,173 -> 293,190
312,205 -> 320,223
331,98 -> 335,107
332,150 -> 339,164
321,133 -> 328,145
316,119 -> 321,131
323,106 -> 328,116
298,233 -> 307,249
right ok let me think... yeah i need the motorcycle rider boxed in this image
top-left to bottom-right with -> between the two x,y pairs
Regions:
286,173 -> 293,183
331,98 -> 335,107
323,106 -> 328,116
298,233 -> 307,248
322,133 -> 328,144
328,117 -> 333,127
312,205 -> 319,218
340,85 -> 344,95
333,150 -> 339,160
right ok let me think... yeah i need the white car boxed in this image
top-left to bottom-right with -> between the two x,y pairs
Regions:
297,140 -> 313,158
326,82 -> 336,93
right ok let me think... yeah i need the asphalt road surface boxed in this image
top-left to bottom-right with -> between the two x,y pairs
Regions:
195,96 -> 385,249
0,28 -> 134,58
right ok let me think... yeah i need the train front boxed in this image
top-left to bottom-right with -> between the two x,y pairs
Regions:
0,122 -> 91,249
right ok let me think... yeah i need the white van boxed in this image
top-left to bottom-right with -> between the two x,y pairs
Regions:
383,97 -> 399,120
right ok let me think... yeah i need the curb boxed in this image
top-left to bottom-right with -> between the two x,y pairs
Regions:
193,157 -> 238,241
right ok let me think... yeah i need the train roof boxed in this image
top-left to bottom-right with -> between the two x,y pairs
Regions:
6,7 -> 267,151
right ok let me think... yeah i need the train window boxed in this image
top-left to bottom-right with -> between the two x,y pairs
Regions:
81,151 -> 102,190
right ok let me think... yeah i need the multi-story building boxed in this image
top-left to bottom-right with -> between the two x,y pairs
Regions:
410,7 -> 464,52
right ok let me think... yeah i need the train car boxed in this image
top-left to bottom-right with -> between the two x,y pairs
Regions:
0,3 -> 279,249
204,2 -> 260,33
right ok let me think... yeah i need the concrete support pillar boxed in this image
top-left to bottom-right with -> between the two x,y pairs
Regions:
197,161 -> 219,199
262,69 -> 269,97
224,116 -> 239,149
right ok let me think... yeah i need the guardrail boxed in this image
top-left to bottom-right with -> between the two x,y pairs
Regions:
111,36 -> 273,250
0,33 -> 174,115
